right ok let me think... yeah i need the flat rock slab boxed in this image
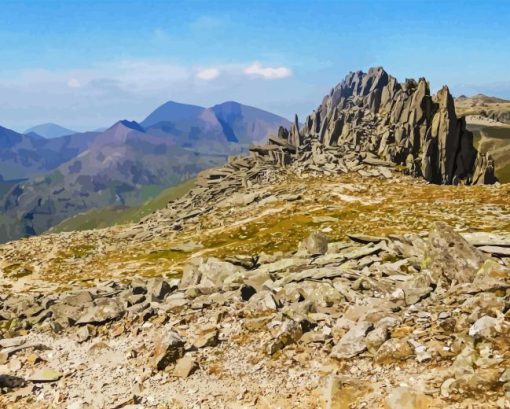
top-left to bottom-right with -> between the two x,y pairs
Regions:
347,233 -> 387,244
29,368 -> 62,383
478,245 -> 510,257
462,232 -> 510,248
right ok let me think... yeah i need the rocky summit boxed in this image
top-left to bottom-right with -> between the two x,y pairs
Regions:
0,68 -> 509,409
241,66 -> 495,186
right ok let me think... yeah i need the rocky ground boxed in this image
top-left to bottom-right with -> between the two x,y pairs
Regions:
0,68 -> 509,408
0,163 -> 509,408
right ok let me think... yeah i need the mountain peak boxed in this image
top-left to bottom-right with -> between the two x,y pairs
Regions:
116,120 -> 145,132
24,123 -> 76,139
141,101 -> 205,128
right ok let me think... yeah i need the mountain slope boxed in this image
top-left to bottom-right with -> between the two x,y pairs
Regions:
51,178 -> 196,232
0,121 -> 225,242
456,94 -> 510,183
24,123 -> 77,139
141,100 -> 291,152
211,101 -> 292,144
0,125 -> 99,180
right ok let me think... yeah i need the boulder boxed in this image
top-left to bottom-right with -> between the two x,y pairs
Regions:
298,232 -> 329,256
425,222 -> 487,284
331,320 -> 373,359
153,332 -> 185,370
173,356 -> 197,378
76,298 -> 125,325
146,278 -> 172,301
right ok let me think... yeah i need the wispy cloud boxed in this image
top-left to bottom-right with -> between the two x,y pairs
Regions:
0,58 -> 297,130
190,16 -> 225,31
67,78 -> 81,88
196,68 -> 220,81
244,62 -> 293,79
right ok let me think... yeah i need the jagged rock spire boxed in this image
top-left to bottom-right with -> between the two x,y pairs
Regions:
201,67 -> 495,187
292,67 -> 495,185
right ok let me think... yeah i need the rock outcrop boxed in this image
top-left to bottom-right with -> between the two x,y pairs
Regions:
200,67 -> 496,188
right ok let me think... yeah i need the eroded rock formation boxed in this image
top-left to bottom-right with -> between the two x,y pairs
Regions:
245,67 -> 496,185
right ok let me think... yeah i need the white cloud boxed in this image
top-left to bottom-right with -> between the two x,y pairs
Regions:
67,78 -> 81,88
244,62 -> 292,79
0,58 -> 300,130
196,68 -> 220,81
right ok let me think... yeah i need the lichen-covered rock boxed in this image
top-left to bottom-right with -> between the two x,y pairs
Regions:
425,222 -> 487,284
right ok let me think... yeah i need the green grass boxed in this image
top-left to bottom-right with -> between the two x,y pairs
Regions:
52,178 -> 196,232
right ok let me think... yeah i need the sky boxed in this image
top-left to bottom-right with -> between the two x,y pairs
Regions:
0,0 -> 509,132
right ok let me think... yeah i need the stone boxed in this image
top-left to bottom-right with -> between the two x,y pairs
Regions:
76,298 -> 125,325
193,329 -> 219,348
153,332 -> 185,370
330,321 -> 373,359
60,291 -> 93,306
76,326 -> 92,343
375,338 -> 414,364
298,232 -> 330,256
347,233 -> 386,244
29,368 -> 62,383
146,278 -> 172,301
266,319 -> 303,355
365,326 -> 389,354
386,387 -> 433,409
469,315 -> 505,340
173,356 -> 197,378
477,245 -> 510,257
425,222 -> 487,284
247,291 -> 280,313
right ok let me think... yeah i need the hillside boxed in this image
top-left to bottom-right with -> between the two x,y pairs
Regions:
0,122 -> 224,242
455,94 -> 510,183
0,68 -> 508,408
51,178 -> 196,232
0,101 -> 290,243
455,93 -> 510,124
0,126 -> 98,180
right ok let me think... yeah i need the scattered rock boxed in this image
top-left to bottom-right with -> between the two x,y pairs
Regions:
29,368 -> 62,383
153,332 -> 185,370
298,232 -> 330,256
173,356 -> 197,378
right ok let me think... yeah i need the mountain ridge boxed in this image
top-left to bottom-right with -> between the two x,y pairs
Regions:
24,123 -> 77,139
0,100 -> 291,242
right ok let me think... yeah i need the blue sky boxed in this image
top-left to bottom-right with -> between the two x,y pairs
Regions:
0,0 -> 509,131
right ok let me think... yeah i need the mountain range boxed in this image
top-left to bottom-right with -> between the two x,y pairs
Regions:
0,101 -> 290,242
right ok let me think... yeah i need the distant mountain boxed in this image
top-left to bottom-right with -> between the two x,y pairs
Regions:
141,101 -> 205,128
211,101 -> 292,144
141,100 -> 291,152
0,125 -> 99,180
0,100 -> 291,242
0,121 -> 225,241
24,123 -> 77,139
